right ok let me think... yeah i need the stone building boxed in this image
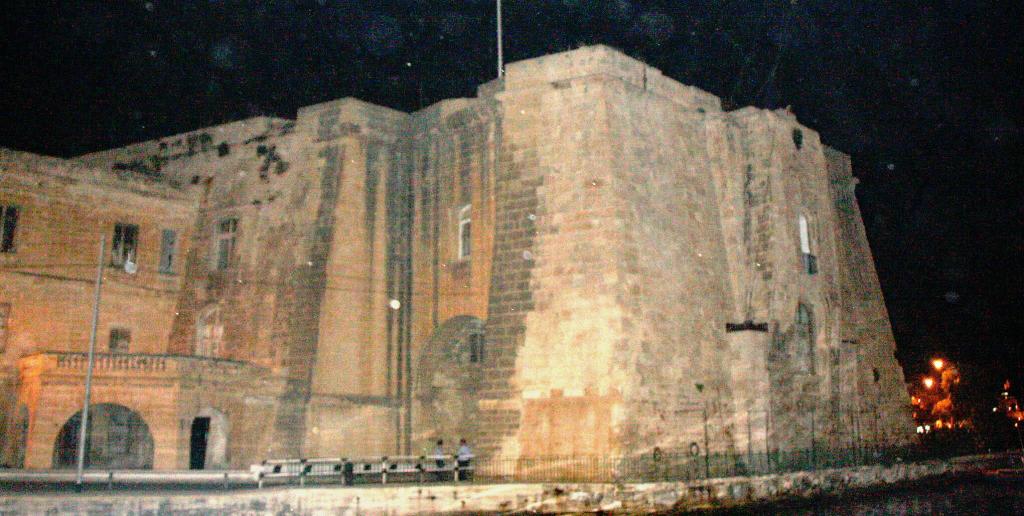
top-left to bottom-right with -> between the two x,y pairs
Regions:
0,46 -> 912,470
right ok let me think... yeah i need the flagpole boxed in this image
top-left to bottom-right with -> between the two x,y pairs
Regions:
496,0 -> 504,79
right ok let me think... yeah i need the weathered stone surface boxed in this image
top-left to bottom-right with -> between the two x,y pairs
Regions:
0,45 -> 911,470
0,453 -> 1003,514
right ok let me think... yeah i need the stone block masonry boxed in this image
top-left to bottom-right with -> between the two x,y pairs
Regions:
0,45 -> 912,471
0,453 -> 1005,514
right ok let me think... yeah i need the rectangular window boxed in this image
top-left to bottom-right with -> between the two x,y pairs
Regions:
111,223 -> 139,267
0,205 -> 19,253
159,229 -> 177,274
0,302 -> 10,351
215,218 -> 238,271
469,332 -> 485,363
798,214 -> 818,275
458,205 -> 471,260
109,327 -> 130,353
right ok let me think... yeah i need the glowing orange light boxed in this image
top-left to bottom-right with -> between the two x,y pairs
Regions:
923,377 -> 935,389
932,358 -> 944,370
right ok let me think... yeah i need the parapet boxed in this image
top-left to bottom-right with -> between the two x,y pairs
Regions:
501,45 -> 721,112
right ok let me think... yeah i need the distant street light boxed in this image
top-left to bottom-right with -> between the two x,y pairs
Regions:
932,358 -> 945,371
923,377 -> 935,389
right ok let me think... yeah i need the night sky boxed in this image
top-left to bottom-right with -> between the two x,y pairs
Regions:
1,1 -> 1021,391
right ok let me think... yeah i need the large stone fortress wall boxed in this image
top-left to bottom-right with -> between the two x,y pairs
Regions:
0,45 -> 911,470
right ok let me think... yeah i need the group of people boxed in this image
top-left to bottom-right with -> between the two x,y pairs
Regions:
432,438 -> 474,480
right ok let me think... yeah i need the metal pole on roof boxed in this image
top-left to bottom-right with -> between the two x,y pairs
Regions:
497,0 -> 504,79
75,236 -> 104,490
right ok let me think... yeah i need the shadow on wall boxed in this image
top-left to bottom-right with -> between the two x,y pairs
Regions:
412,316 -> 484,454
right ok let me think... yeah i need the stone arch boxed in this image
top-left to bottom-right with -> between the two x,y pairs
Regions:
190,407 -> 229,469
195,304 -> 224,357
52,403 -> 154,469
412,316 -> 484,453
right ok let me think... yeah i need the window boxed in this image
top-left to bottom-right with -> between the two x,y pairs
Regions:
159,229 -> 177,274
0,205 -> 19,253
0,302 -> 10,351
798,214 -> 818,275
109,327 -> 130,353
214,218 -> 238,271
458,205 -> 471,260
195,305 -> 223,357
111,223 -> 139,267
468,332 -> 485,363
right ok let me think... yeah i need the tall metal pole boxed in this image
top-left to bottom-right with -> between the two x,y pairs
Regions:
76,236 -> 105,490
496,0 -> 504,79
702,402 -> 710,479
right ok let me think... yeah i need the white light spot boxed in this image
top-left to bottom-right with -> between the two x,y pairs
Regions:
144,2 -> 154,11
405,62 -> 412,67
389,299 -> 401,310
527,213 -> 536,221
886,163 -> 895,171
307,261 -> 314,266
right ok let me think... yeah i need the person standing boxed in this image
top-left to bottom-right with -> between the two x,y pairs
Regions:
456,438 -> 473,481
433,439 -> 446,481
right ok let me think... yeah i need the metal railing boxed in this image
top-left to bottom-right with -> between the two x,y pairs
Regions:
0,469 -> 255,490
251,455 -> 474,488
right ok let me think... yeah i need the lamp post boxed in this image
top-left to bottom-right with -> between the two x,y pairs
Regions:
75,236 -> 105,490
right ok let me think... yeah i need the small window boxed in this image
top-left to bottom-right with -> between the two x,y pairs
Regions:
458,205 -> 471,260
159,229 -> 177,274
214,218 -> 238,271
0,302 -> 10,351
798,214 -> 818,275
1,205 -> 19,253
469,332 -> 485,363
109,327 -> 131,353
111,223 -> 139,267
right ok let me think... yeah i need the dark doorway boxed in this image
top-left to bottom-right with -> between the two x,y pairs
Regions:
189,417 -> 211,470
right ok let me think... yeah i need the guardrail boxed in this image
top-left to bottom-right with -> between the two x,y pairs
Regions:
0,469 -> 255,490
250,455 -> 474,488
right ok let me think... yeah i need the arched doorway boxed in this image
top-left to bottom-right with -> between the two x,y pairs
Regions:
189,407 -> 229,469
413,316 -> 484,452
52,404 -> 154,469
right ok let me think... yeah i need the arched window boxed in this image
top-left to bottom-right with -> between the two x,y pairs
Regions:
458,204 -> 471,260
195,305 -> 224,357
798,214 -> 818,275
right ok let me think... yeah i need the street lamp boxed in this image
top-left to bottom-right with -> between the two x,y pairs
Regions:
931,358 -> 945,371
923,377 -> 935,389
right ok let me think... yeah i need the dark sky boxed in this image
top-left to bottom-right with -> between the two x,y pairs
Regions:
1,1 -> 1021,389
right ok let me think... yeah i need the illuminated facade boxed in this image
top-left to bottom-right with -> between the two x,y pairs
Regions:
1,46 -> 912,470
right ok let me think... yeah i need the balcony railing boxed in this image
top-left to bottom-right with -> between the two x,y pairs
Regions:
24,351 -> 267,379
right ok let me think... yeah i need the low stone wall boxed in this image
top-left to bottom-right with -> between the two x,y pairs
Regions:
0,454 -> 1004,515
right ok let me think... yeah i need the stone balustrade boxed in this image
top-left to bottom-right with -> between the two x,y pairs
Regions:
22,351 -> 267,380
